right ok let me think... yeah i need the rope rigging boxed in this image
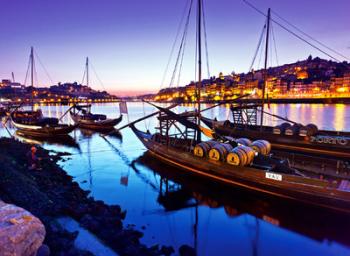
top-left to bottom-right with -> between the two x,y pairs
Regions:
81,68 -> 86,85
243,0 -> 344,62
169,0 -> 193,88
271,9 -> 350,62
271,21 -> 279,67
34,51 -> 54,85
24,53 -> 31,86
249,24 -> 266,72
160,0 -> 192,89
81,58 -> 106,91
165,0 -> 211,89
202,0 -> 210,78
90,62 -> 106,91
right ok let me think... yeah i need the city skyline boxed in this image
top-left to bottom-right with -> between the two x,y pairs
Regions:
0,0 -> 349,96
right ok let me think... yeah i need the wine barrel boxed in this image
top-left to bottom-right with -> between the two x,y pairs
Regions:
208,143 -> 233,161
250,140 -> 271,155
285,124 -> 302,136
235,138 -> 252,146
273,122 -> 291,135
193,140 -> 217,157
299,123 -> 318,137
226,145 -> 255,166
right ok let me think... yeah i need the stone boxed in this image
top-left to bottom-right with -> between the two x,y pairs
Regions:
179,245 -> 197,256
36,244 -> 50,256
0,200 -> 46,256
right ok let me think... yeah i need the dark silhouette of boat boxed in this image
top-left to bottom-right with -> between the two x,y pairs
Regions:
70,105 -> 122,131
11,110 -> 76,137
9,47 -> 76,138
14,130 -> 80,150
69,58 -> 123,131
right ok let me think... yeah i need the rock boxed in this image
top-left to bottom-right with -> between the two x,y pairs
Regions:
0,201 -> 46,256
36,244 -> 50,256
161,245 -> 175,256
179,245 -> 197,256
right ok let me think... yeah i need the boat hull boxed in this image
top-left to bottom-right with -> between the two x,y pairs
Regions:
11,120 -> 76,138
70,111 -> 122,131
201,116 -> 350,159
131,126 -> 350,214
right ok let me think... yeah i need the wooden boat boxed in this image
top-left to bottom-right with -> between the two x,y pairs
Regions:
11,110 -> 76,137
9,47 -> 76,137
201,115 -> 350,159
69,58 -> 123,131
199,8 -> 350,160
131,122 -> 350,213
70,105 -> 122,131
129,1 -> 350,214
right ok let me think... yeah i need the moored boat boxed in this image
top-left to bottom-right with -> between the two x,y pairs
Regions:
199,7 -> 350,160
131,121 -> 350,213
69,58 -> 123,131
11,110 -> 76,137
128,0 -> 350,214
9,47 -> 76,138
70,104 -> 122,131
201,115 -> 350,159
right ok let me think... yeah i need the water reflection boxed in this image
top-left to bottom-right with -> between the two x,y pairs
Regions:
134,152 -> 350,255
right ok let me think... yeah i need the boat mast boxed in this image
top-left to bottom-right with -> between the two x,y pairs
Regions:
196,0 -> 202,142
30,46 -> 34,111
260,8 -> 270,129
86,57 -> 89,87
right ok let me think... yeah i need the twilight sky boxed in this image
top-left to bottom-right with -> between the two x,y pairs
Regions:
0,0 -> 349,95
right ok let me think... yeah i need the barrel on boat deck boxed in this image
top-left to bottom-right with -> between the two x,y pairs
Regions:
285,124 -> 302,136
193,140 -> 217,157
208,143 -> 233,161
226,145 -> 255,166
250,140 -> 271,155
299,123 -> 318,137
273,122 -> 291,135
235,138 -> 252,146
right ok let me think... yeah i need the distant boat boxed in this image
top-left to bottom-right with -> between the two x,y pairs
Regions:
69,58 -> 122,131
10,47 -> 76,137
130,1 -> 350,214
70,104 -> 122,131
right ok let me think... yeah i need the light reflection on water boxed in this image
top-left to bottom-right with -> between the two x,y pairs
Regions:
1,102 -> 350,256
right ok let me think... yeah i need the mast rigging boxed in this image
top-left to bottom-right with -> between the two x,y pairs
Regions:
260,8 -> 270,129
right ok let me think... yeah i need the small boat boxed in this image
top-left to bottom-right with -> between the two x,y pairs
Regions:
11,110 -> 76,137
70,104 -> 122,131
69,58 -> 123,131
129,1 -> 350,214
9,47 -> 76,138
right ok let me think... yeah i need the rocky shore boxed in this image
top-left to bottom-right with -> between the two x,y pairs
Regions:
0,138 -> 174,256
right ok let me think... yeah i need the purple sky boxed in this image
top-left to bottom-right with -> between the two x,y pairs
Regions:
0,0 -> 349,95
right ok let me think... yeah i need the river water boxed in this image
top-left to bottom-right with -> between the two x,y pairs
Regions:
1,103 -> 350,256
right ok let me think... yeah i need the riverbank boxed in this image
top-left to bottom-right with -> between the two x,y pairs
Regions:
153,97 -> 350,104
0,138 -> 174,256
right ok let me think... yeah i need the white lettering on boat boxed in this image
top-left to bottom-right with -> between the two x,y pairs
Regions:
310,135 -> 348,146
265,172 -> 282,181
